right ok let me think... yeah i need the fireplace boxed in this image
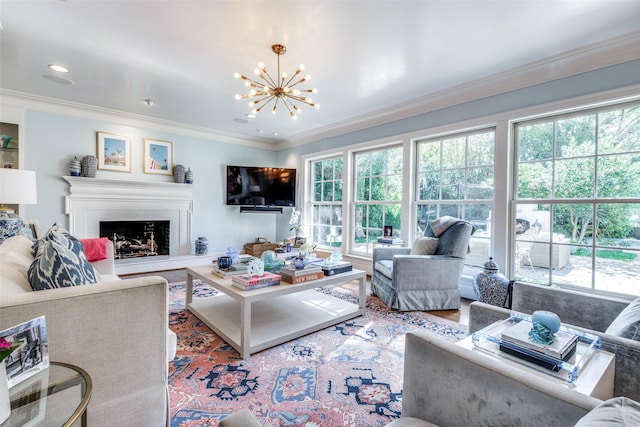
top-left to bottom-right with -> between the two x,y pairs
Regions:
100,220 -> 170,259
64,176 -> 197,274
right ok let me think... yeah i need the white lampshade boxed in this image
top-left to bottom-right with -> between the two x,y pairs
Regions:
0,168 -> 38,205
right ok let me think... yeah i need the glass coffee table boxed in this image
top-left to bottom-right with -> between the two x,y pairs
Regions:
457,314 -> 615,399
6,361 -> 92,427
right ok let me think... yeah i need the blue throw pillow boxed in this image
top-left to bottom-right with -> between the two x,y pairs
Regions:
28,228 -> 100,291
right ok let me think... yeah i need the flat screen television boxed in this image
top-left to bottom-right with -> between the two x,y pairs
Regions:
226,165 -> 296,207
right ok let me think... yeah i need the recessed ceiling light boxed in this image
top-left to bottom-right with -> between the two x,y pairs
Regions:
42,74 -> 74,85
245,113 -> 256,119
144,99 -> 154,106
272,132 -> 278,136
48,64 -> 69,73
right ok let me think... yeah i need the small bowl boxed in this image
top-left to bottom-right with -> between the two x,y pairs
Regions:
217,256 -> 233,269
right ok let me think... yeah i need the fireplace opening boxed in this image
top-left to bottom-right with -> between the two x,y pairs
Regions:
100,220 -> 170,259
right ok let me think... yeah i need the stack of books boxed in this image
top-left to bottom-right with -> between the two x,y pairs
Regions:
500,320 -> 579,367
231,271 -> 281,290
321,261 -> 353,276
211,264 -> 248,278
280,265 -> 324,284
377,237 -> 403,245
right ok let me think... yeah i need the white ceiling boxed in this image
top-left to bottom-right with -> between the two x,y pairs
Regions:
2,1 -> 640,147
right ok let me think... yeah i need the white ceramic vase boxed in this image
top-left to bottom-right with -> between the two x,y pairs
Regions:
0,363 -> 10,424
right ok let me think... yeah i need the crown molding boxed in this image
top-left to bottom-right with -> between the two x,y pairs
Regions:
0,89 -> 279,151
277,30 -> 640,150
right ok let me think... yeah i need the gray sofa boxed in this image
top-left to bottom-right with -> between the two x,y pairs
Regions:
469,281 -> 640,402
387,331 -> 601,427
0,235 -> 170,426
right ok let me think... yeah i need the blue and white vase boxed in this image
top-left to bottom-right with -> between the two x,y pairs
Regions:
293,255 -> 306,270
473,257 -> 510,307
69,156 -> 81,176
195,237 -> 208,255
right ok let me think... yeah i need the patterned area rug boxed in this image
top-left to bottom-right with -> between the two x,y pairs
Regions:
168,280 -> 468,426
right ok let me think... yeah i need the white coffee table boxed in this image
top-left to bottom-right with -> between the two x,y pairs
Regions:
186,265 -> 367,359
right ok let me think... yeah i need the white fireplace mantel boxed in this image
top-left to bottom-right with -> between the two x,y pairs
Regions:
63,176 -> 199,273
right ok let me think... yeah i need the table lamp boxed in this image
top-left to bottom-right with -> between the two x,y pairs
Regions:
0,168 -> 38,242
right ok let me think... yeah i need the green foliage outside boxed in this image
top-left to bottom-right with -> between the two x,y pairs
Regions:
574,248 -> 637,262
517,105 -> 640,244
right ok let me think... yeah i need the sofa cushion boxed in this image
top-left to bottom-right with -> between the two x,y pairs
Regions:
574,396 -> 640,426
386,417 -> 440,427
28,235 -> 100,291
375,259 -> 394,279
410,237 -> 439,255
605,297 -> 640,341
0,235 -> 37,296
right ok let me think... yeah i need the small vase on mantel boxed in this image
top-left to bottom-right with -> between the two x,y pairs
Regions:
69,156 -> 81,176
81,155 -> 97,178
185,168 -> 193,184
0,363 -> 10,424
173,164 -> 186,183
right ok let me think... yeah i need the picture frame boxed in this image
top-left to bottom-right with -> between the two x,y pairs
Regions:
383,225 -> 393,237
1,316 -> 49,388
96,131 -> 131,172
143,138 -> 173,175
25,220 -> 41,240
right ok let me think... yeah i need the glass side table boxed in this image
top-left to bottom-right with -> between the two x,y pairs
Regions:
4,361 -> 92,427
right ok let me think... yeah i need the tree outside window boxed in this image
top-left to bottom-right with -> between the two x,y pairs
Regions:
515,104 -> 640,295
353,146 -> 403,254
310,157 -> 343,248
416,130 -> 495,269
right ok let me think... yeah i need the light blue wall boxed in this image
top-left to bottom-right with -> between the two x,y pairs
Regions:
279,60 -> 640,159
17,60 -> 640,251
21,111 -> 280,254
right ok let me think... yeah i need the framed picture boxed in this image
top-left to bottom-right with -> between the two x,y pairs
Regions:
1,316 -> 49,388
25,220 -> 41,240
143,138 -> 173,175
383,225 -> 393,237
97,131 -> 131,172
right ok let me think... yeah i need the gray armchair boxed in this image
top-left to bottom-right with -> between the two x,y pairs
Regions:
371,220 -> 474,311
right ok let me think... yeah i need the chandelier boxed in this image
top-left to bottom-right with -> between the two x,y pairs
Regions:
234,44 -> 319,120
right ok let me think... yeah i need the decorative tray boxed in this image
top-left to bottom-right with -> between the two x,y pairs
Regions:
471,313 -> 601,383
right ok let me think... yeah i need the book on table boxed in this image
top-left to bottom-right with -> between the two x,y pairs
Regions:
211,264 -> 248,278
280,270 -> 324,284
377,237 -> 403,245
231,279 -> 280,290
320,261 -> 353,276
231,271 -> 281,288
500,320 -> 579,361
280,265 -> 322,277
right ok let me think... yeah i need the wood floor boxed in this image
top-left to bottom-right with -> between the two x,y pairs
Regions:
121,268 -> 470,327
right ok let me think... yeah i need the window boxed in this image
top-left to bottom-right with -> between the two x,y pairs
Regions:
514,103 -> 640,295
310,156 -> 344,248
415,130 -> 495,269
353,145 -> 403,254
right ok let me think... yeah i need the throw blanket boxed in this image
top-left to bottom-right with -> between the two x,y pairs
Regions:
429,216 -> 471,237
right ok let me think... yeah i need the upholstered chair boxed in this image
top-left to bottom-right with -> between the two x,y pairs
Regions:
371,219 -> 474,311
